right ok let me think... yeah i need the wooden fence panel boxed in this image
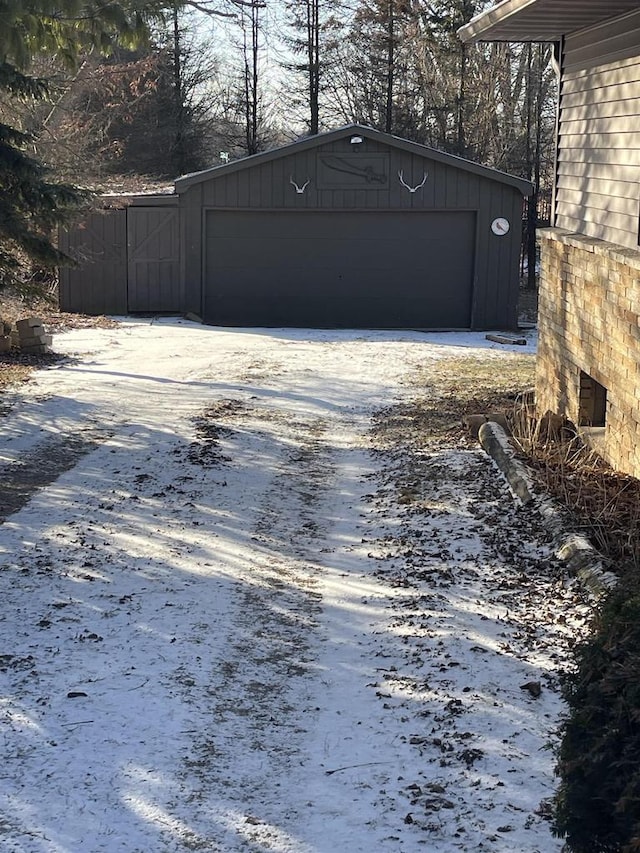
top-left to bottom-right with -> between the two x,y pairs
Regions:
59,210 -> 127,315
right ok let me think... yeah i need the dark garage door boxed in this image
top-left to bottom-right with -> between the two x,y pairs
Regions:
204,211 -> 475,328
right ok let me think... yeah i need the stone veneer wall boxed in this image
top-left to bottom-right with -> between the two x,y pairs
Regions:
537,228 -> 640,480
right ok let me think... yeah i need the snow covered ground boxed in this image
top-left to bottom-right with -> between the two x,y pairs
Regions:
0,319 -> 591,852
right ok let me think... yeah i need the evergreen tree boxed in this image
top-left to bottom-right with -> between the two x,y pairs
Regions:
0,0 -> 158,287
284,0 -> 341,135
342,0 -> 412,134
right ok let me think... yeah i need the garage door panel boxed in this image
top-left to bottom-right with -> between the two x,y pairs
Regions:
205,211 -> 475,329
212,267 -> 467,300
214,235 -> 449,270
213,287 -> 462,328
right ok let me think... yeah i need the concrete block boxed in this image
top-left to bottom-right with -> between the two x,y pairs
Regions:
18,326 -> 45,341
0,336 -> 11,352
21,344 -> 50,354
478,421 -> 535,505
16,317 -> 44,335
19,333 -> 52,348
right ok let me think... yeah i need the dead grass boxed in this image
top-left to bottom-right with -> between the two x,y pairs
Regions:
0,287 -> 118,394
513,431 -> 640,569
405,353 -> 536,442
407,350 -> 640,573
0,361 -> 34,394
0,288 -> 119,334
418,353 -> 535,409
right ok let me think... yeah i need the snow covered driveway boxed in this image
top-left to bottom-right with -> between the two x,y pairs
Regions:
0,320 -> 590,852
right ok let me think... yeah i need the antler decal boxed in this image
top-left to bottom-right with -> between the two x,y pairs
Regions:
289,176 -> 310,194
398,170 -> 428,193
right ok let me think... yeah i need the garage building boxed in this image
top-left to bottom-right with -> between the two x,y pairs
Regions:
60,125 -> 531,330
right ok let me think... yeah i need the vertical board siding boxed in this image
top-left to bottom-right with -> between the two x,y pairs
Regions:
59,210 -> 127,315
182,183 -> 202,316
477,183 -> 524,330
195,146 -> 523,329
58,131 -> 525,330
557,9 -> 640,249
191,135 -> 523,331
127,207 -> 180,312
197,138 -> 500,213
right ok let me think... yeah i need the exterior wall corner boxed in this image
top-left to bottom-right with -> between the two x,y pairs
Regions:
536,228 -> 640,478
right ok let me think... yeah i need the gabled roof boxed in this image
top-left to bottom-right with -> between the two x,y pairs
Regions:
458,0 -> 640,44
174,124 -> 532,195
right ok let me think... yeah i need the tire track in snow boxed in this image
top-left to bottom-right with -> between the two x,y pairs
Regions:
183,405 -> 340,849
0,426 -> 114,522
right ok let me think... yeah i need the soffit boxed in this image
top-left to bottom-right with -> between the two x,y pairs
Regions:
458,0 -> 640,43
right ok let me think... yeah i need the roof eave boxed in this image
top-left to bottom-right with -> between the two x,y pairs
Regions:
458,0 -> 640,44
174,125 -> 531,196
459,0 -> 541,44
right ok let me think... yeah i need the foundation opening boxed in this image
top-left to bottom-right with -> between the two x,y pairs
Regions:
579,371 -> 607,428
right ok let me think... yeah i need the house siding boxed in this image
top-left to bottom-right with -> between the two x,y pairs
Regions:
556,9 -> 640,249
540,7 -> 640,478
458,1 -> 640,478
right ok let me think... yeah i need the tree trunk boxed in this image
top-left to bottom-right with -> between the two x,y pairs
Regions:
456,41 -> 466,156
307,0 -> 320,134
172,5 -> 186,174
241,2 -> 261,156
385,0 -> 394,133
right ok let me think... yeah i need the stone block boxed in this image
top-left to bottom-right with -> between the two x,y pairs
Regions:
0,335 -> 11,352
19,333 -> 52,348
21,344 -> 50,354
16,317 -> 44,335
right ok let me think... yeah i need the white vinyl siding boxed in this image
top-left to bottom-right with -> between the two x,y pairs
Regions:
556,9 -> 640,249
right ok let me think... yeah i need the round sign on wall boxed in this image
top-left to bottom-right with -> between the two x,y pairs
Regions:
491,217 -> 510,236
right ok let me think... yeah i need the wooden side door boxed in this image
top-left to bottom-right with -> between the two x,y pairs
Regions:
127,207 -> 180,312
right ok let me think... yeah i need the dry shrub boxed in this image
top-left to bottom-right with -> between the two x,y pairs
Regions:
511,404 -> 640,570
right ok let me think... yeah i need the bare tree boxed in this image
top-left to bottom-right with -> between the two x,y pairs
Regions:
17,7 -> 224,185
280,0 -> 345,135
286,0 -> 320,134
237,0 -> 263,153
